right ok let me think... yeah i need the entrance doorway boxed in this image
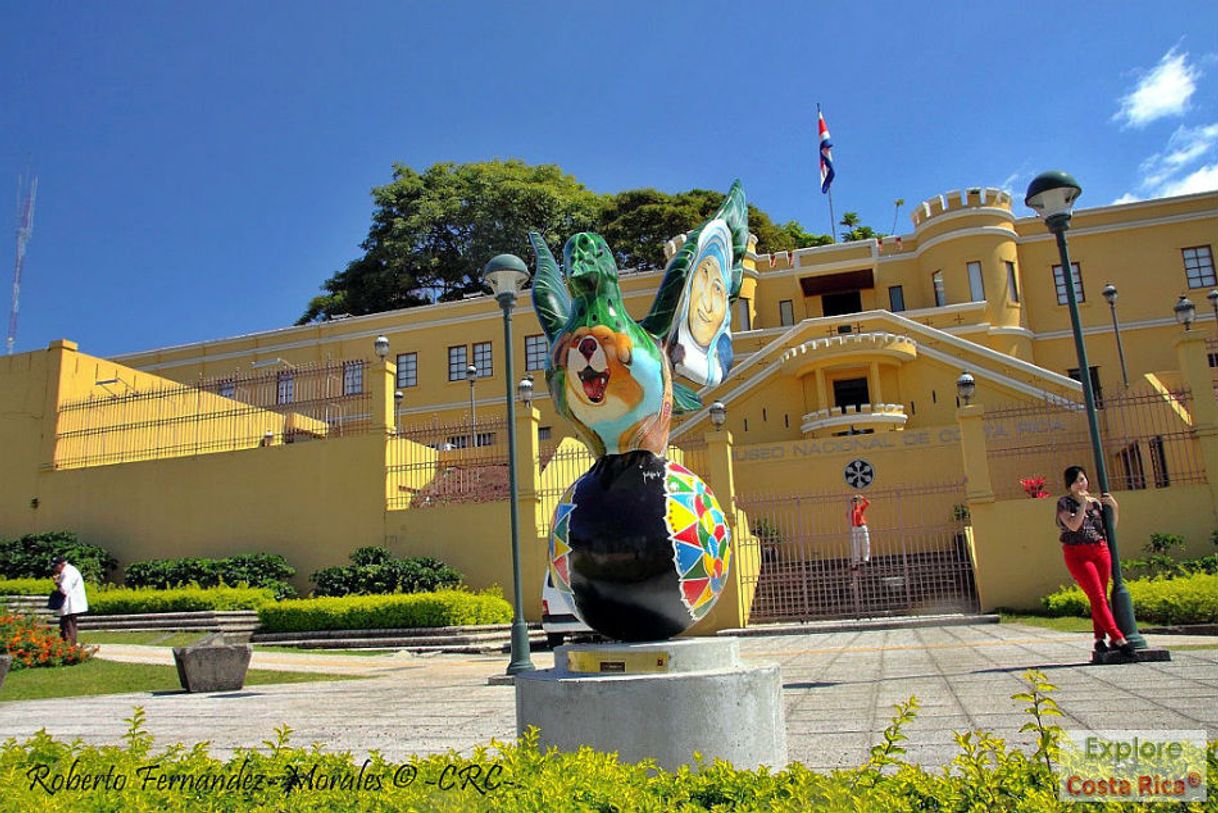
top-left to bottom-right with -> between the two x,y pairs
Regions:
822,290 -> 862,317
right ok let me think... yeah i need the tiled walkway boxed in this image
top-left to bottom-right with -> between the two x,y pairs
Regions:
1,623 -> 1214,770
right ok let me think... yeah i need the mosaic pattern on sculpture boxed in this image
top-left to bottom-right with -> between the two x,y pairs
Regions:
664,461 -> 731,620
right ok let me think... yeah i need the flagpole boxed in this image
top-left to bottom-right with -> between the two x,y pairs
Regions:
817,103 -> 837,243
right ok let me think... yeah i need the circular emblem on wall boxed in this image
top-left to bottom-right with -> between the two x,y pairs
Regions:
844,459 -> 874,489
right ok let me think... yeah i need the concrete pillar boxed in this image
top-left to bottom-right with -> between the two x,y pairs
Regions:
868,361 -> 882,405
368,359 -> 396,435
814,368 -> 828,411
956,404 -> 994,503
688,428 -> 758,634
1174,332 -> 1218,515
41,339 -> 79,469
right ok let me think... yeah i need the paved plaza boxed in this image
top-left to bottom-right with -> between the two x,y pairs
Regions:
1,622 -> 1215,771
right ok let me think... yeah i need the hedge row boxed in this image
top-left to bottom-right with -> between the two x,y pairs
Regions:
123,553 -> 297,599
1043,572 -> 1218,624
0,531 -> 116,583
88,586 -> 275,615
257,590 -> 511,632
1,674 -> 1215,813
311,546 -> 461,597
0,578 -> 55,596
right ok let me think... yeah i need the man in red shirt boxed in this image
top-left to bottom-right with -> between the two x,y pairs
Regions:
849,494 -> 871,567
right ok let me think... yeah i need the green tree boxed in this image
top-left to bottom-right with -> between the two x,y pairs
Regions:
301,161 -> 828,321
298,160 -> 603,323
839,211 -> 882,243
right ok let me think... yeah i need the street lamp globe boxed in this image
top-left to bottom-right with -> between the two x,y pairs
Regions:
1024,170 -> 1083,223
1174,295 -> 1196,330
709,400 -> 727,429
466,364 -> 478,383
517,376 -> 534,408
482,254 -> 530,298
1102,284 -> 1117,306
955,371 -> 976,406
374,335 -> 390,360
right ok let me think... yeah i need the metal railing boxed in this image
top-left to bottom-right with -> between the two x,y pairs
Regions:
53,361 -> 372,469
981,389 -> 1205,500
387,416 -> 509,510
737,481 -> 976,622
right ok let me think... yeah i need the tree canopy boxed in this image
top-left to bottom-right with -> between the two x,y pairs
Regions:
298,159 -> 855,324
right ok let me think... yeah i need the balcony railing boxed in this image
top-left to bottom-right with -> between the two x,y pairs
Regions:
800,403 -> 908,435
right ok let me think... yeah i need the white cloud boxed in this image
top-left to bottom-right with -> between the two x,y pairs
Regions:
1111,193 -> 1141,205
1114,48 -> 1201,128
1159,163 -> 1218,196
1138,123 -> 1218,188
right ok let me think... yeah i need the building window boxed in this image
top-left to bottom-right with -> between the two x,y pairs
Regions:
525,335 -> 547,372
447,431 -> 495,449
538,426 -> 552,441
734,298 -> 752,331
1183,245 -> 1216,288
932,270 -> 946,307
1006,261 -> 1020,303
832,377 -> 869,410
448,346 -> 468,382
888,285 -> 906,312
276,372 -> 294,405
1067,366 -> 1103,408
342,361 -> 363,396
217,379 -> 235,399
1052,262 -> 1085,304
1149,435 -> 1170,488
396,352 -> 417,388
966,261 -> 985,302
778,299 -> 795,326
1118,442 -> 1147,491
473,341 -> 493,377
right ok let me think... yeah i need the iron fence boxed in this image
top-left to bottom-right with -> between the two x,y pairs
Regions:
981,389 -> 1205,500
53,361 -> 372,469
737,481 -> 976,622
387,416 -> 509,510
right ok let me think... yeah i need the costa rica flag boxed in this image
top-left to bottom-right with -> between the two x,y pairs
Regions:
818,111 -> 835,194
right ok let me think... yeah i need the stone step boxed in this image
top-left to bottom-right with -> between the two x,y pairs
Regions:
258,632 -> 549,654
251,622 -> 539,643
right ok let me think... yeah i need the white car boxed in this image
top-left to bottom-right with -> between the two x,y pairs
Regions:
541,569 -> 592,648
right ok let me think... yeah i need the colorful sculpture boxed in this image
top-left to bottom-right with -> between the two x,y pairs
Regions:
532,182 -> 748,641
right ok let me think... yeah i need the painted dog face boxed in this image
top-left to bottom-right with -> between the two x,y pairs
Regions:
560,325 -> 642,421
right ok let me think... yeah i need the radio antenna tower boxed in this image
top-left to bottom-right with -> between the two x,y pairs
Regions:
7,174 -> 37,355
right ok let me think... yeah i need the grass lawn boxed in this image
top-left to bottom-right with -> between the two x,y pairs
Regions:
999,613 -> 1095,633
0,659 -> 364,702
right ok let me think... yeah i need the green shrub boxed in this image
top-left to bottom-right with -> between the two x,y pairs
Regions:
0,612 -> 95,669
0,578 -> 55,596
0,675 -> 1214,812
0,531 -> 116,584
89,586 -> 274,615
1145,531 -> 1185,556
257,590 -> 511,632
311,549 -> 461,597
123,554 -> 297,599
1042,572 -> 1218,624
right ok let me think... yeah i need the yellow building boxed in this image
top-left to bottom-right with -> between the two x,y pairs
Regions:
2,187 -> 1217,628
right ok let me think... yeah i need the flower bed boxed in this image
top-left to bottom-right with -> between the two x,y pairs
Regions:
257,590 -> 511,633
1,613 -> 95,669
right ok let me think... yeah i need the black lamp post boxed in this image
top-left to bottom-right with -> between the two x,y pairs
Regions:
1025,170 -> 1146,651
1102,284 -> 1130,388
1207,290 -> 1218,332
482,253 -> 535,676
466,364 -> 478,448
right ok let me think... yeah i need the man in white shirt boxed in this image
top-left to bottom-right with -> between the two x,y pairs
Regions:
51,556 -> 89,645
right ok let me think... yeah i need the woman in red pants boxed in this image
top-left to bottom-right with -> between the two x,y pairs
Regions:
1056,465 -> 1134,659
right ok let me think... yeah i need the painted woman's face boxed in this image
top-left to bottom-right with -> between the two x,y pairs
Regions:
688,257 -> 728,347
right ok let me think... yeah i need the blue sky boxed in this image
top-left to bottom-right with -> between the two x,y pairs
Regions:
2,2 -> 1217,356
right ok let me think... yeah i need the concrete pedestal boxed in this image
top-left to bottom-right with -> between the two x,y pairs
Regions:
515,637 -> 786,771
172,642 -> 252,692
0,655 -> 10,691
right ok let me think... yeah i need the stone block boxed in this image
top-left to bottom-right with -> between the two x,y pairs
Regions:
0,655 -> 10,691
172,637 -> 252,693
